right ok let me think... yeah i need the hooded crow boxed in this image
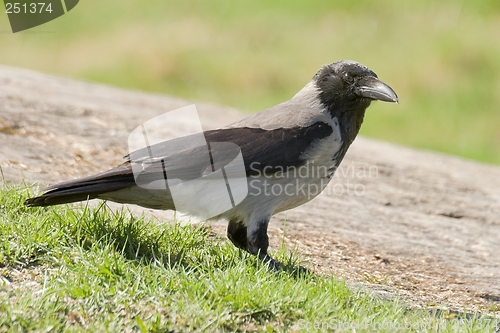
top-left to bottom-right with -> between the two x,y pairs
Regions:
25,60 -> 398,268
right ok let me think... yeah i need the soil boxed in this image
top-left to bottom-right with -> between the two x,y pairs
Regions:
1,65 -> 499,315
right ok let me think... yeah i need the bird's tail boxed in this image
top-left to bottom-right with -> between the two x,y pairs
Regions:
24,164 -> 136,207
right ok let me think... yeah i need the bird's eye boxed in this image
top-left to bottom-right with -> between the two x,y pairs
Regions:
343,72 -> 354,83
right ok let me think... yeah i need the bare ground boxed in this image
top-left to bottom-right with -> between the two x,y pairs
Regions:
1,65 -> 499,315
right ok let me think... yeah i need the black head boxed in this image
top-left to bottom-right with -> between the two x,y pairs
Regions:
310,60 -> 398,150
313,60 -> 398,115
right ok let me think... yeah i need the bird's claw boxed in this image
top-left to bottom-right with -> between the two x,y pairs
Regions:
260,253 -> 311,275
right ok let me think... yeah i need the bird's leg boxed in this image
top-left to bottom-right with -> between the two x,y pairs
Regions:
228,217 -> 283,270
247,217 -> 283,270
227,220 -> 248,250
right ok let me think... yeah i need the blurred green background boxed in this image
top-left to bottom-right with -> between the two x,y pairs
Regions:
1,0 -> 499,164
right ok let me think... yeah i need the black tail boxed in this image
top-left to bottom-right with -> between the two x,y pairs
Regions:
25,163 -> 136,207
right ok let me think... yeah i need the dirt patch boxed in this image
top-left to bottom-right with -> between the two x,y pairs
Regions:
1,65 -> 499,315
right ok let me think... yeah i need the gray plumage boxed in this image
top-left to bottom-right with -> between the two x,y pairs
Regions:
25,60 -> 398,268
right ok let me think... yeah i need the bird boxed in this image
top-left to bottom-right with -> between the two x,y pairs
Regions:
25,60 -> 398,269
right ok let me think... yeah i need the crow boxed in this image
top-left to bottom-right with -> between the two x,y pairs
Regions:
25,60 -> 398,268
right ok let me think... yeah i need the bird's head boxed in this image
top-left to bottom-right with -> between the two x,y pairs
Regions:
311,60 -> 398,115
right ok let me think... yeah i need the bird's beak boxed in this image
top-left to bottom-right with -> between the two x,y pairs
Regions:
355,76 -> 398,103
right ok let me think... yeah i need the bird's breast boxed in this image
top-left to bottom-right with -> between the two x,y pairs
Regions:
299,116 -> 343,176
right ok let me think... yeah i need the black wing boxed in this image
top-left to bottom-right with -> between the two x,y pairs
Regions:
24,122 -> 332,207
127,121 -> 334,177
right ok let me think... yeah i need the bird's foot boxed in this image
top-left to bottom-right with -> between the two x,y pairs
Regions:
259,253 -> 311,275
260,253 -> 284,271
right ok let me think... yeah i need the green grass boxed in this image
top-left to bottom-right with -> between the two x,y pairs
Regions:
1,0 -> 500,164
1,184 -> 498,332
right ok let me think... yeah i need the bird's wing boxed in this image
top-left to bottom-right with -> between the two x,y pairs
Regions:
124,120 -> 334,179
26,105 -> 335,207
